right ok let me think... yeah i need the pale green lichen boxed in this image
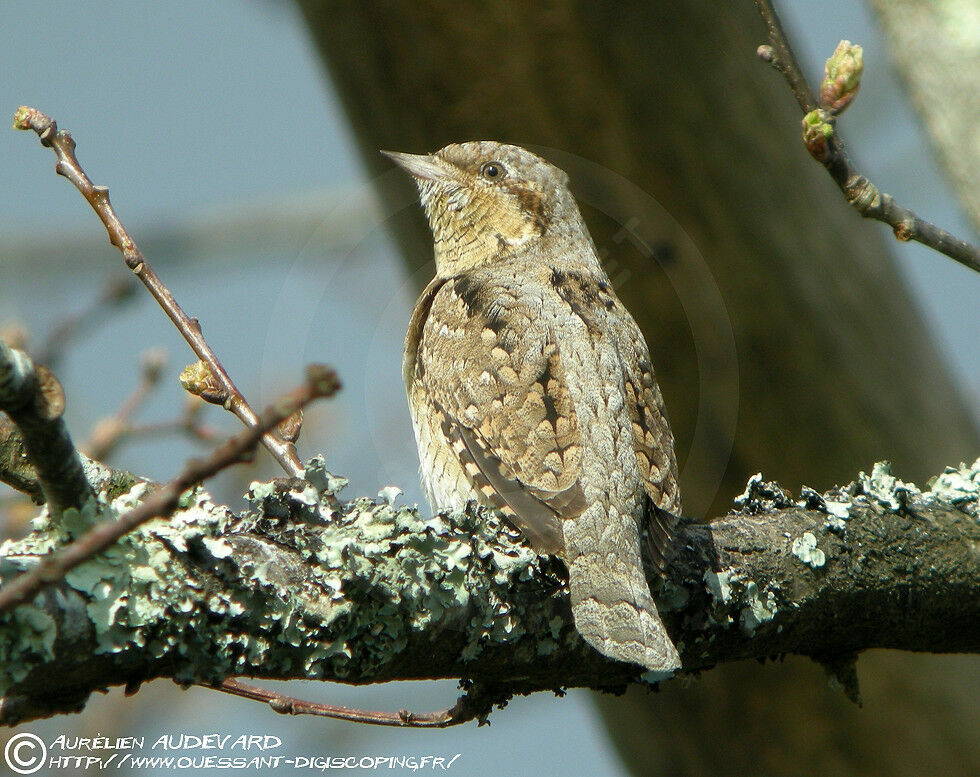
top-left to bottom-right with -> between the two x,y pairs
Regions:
28,455 -> 973,694
857,461 -> 920,512
377,486 -> 403,506
699,565 -> 778,637
736,473 -> 852,528
1,453 -> 568,695
640,667 -> 676,684
927,458 -> 980,517
733,474 -> 796,514
699,569 -> 737,629
823,501 -> 850,520
791,532 -> 826,568
704,570 -> 732,604
304,456 -> 348,496
823,500 -> 850,533
739,581 -> 777,635
0,605 -> 56,687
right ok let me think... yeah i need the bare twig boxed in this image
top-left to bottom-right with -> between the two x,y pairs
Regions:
753,0 -> 980,273
754,6 -> 817,113
214,678 -> 497,728
78,351 -> 219,460
0,342 -> 92,512
0,364 -> 340,614
13,106 -> 307,475
123,398 -> 218,445
82,349 -> 168,460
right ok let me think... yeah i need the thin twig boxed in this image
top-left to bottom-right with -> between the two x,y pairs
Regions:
13,106 -> 307,475
124,403 -> 218,445
0,342 -> 92,512
78,352 -> 218,459
0,364 -> 340,614
215,678 -> 498,728
82,349 -> 168,460
753,0 -> 980,273
754,4 -> 817,113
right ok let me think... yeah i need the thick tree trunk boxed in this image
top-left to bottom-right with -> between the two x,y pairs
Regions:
294,1 -> 980,774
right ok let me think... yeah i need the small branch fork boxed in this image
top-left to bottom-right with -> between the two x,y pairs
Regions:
753,0 -> 980,273
0,364 -> 340,615
6,104 -> 504,729
215,678 -> 501,729
12,106 -> 307,475
82,350 -> 217,461
0,342 -> 92,512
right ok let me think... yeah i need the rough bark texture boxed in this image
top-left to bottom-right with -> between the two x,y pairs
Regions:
293,1 -> 980,774
0,458 -> 977,727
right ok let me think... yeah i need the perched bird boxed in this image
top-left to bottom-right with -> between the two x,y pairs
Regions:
386,142 -> 682,673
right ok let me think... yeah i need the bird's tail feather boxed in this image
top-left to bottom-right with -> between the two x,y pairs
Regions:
564,531 -> 681,673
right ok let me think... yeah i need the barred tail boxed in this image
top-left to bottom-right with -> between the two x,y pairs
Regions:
563,504 -> 681,673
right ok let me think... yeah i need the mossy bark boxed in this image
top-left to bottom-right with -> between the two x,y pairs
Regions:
293,1 -> 980,774
1,460 -> 976,727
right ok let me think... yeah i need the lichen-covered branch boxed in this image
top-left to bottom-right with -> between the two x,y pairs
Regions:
0,342 -> 92,512
0,456 -> 976,726
0,365 -> 340,616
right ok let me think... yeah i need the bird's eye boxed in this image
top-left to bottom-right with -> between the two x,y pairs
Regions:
481,161 -> 506,180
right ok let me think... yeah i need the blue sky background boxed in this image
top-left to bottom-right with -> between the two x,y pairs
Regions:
1,2 -> 977,776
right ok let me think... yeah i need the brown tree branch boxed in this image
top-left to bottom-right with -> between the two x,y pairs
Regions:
0,458 -> 976,726
0,364 -> 340,615
12,106 -> 307,476
119,399 -> 218,447
0,421 -> 44,505
754,0 -> 980,273
754,2 -> 818,113
214,677 -> 499,729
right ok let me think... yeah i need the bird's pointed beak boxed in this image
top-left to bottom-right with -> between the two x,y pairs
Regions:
380,150 -> 449,183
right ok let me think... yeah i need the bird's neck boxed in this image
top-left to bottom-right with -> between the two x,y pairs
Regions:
433,225 -> 598,278
432,230 -> 529,276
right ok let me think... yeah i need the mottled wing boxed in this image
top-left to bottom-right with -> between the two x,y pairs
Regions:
415,272 -> 586,553
546,265 -> 681,571
616,307 -> 682,573
544,266 -> 682,671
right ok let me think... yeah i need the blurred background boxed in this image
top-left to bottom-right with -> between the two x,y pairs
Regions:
1,1 -> 977,775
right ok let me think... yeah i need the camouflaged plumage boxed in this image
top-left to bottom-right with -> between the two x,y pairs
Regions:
390,141 -> 682,672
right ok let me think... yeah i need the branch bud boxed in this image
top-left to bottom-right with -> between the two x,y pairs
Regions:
179,360 -> 226,405
821,40 -> 863,114
12,106 -> 37,131
802,109 -> 835,161
278,410 -> 303,443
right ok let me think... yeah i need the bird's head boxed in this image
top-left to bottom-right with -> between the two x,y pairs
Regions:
383,141 -> 586,277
